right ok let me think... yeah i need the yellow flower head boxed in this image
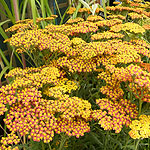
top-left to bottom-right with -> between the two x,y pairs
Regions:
129,115 -> 150,139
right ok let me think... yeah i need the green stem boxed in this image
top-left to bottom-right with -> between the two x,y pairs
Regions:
123,135 -> 130,150
104,131 -> 109,150
54,0 -> 62,20
138,97 -> 143,116
102,0 -> 107,19
48,143 -> 52,150
25,50 -> 38,67
58,134 -> 69,150
0,124 -> 8,137
41,141 -> 45,150
135,139 -> 140,150
59,0 -> 75,25
138,87 -> 144,116
114,134 -> 120,150
148,138 -> 150,150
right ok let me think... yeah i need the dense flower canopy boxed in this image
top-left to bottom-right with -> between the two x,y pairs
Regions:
1,0 -> 150,149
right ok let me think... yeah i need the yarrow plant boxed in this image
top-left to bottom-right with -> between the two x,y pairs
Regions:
0,0 -> 150,149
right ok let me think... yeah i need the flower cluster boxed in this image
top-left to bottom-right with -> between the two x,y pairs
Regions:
110,22 -> 145,34
0,98 -> 8,115
106,3 -> 150,17
4,66 -> 60,89
129,115 -> 150,139
103,64 -> 150,103
55,118 -> 90,138
0,132 -> 20,145
45,21 -> 98,36
2,0 -> 150,146
143,24 -> 150,30
8,29 -> 71,52
46,96 -> 91,120
78,7 -> 90,13
91,31 -> 124,40
5,16 -> 57,33
0,64 -> 93,143
91,98 -> 138,133
113,1 -> 121,5
95,19 -> 122,27
66,17 -> 84,24
128,83 -> 150,103
107,15 -> 126,20
67,7 -> 76,14
131,39 -> 150,49
57,56 -> 97,72
70,21 -> 98,35
128,12 -> 148,19
43,78 -> 79,98
87,15 -> 104,22
0,145 -> 19,150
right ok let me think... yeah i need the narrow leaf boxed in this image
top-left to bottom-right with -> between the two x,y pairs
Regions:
44,0 -> 52,17
0,26 -> 8,39
102,0 -> 107,19
91,3 -> 98,15
54,0 -> 62,19
79,0 -> 91,10
41,0 -> 46,18
0,0 -> 15,23
0,66 -> 9,80
0,19 -> 11,26
72,2 -> 81,19
30,0 -> 37,24
59,0 -> 75,25
0,48 -> 10,67
21,0 -> 28,20
10,0 -> 15,18
0,9 -> 8,17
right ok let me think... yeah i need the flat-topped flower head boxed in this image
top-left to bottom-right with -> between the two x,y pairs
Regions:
66,17 -> 84,24
129,115 -> 150,139
92,98 -> 138,133
110,22 -> 145,34
113,1 -> 121,5
91,31 -> 124,40
128,12 -> 148,19
95,19 -> 122,27
143,24 -> 150,30
87,15 -> 104,22
0,132 -> 20,145
107,15 -> 126,20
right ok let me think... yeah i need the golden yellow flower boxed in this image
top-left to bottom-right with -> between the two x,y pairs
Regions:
129,115 -> 150,139
66,17 -> 84,24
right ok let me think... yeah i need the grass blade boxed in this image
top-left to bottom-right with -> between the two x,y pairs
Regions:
0,26 -> 8,39
41,0 -> 46,18
54,0 -> 62,20
0,48 -> 10,67
59,0 -> 75,25
44,0 -> 52,17
0,0 -> 15,23
21,0 -> 28,20
0,9 -> 8,17
102,0 -> 107,19
72,2 -> 81,19
0,66 -> 9,80
10,0 -> 15,19
79,0 -> 91,10
30,0 -> 37,24
0,19 -> 11,26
